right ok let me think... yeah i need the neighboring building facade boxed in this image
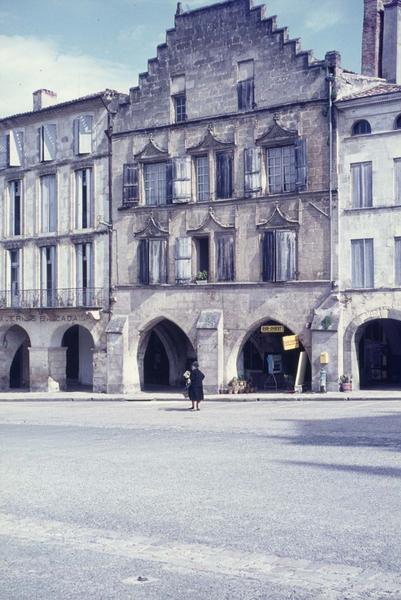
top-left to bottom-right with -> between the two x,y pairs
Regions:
107,0 -> 349,393
0,89 -> 119,391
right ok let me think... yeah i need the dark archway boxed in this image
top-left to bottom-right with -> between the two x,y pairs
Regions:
238,319 -> 311,392
140,319 -> 196,390
7,326 -> 30,390
62,325 -> 94,390
357,319 -> 401,389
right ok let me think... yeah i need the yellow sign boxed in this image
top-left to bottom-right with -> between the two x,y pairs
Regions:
320,352 -> 329,365
261,325 -> 285,334
282,335 -> 300,351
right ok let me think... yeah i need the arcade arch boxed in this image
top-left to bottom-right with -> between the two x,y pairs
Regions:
61,325 -> 94,390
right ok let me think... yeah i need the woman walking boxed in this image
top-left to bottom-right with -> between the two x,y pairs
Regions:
188,361 -> 205,411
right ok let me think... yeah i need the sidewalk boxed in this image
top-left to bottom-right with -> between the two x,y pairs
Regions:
0,390 -> 400,402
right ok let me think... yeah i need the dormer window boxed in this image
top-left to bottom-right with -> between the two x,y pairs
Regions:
237,60 -> 255,111
395,114 -> 401,130
171,75 -> 186,124
352,120 -> 371,136
73,115 -> 93,154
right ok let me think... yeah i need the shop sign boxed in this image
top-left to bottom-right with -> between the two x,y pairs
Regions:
282,334 -> 300,350
261,325 -> 284,334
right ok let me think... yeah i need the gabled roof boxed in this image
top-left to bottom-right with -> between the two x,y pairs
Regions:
0,89 -> 121,123
338,83 -> 401,102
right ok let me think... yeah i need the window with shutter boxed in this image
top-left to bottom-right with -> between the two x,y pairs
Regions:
144,162 -> 172,205
173,157 -> 191,203
237,60 -> 254,111
195,155 -> 209,202
138,238 -> 168,284
73,115 -> 93,155
123,163 -> 139,206
267,146 -> 296,194
10,249 -> 21,308
351,239 -> 374,288
40,175 -> 57,233
175,237 -> 192,283
9,180 -> 22,236
9,131 -> 24,167
351,162 -> 372,208
75,168 -> 93,229
0,134 -> 9,168
216,235 -> 235,281
41,246 -> 56,307
76,242 -> 93,305
262,230 -> 297,282
39,124 -> 57,161
244,147 -> 261,196
216,152 -> 233,199
294,139 -> 307,191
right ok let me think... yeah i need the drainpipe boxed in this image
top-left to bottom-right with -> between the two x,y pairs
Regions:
101,96 -> 116,314
326,69 -> 335,285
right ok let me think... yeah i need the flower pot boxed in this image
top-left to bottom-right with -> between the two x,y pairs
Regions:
340,382 -> 352,392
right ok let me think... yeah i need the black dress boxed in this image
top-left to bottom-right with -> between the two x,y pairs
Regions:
188,369 -> 205,401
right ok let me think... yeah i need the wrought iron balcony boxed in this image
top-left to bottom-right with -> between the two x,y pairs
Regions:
0,288 -> 105,310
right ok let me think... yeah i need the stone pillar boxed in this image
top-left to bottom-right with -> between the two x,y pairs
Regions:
106,316 -> 137,394
383,0 -> 401,83
196,310 -> 223,394
362,0 -> 384,77
48,347 -> 67,391
93,349 -> 107,393
0,347 -> 10,390
28,347 -> 51,392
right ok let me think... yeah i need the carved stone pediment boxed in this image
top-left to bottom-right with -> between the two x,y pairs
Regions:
256,116 -> 298,147
187,207 -> 235,233
135,136 -> 168,162
257,203 -> 299,229
134,214 -> 169,237
187,125 -> 234,154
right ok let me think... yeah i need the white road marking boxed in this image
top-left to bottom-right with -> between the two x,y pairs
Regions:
0,512 -> 400,599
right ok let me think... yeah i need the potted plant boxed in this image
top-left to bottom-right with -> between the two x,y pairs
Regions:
339,374 -> 353,392
195,270 -> 208,284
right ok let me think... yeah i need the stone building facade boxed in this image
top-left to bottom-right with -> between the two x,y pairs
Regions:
106,0 -> 349,393
0,89 -> 119,391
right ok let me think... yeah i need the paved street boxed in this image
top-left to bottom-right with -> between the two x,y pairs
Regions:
1,399 -> 401,599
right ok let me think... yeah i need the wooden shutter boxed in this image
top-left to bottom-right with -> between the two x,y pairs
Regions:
262,231 -> 275,282
275,230 -> 296,281
244,147 -> 261,196
365,238 -> 374,288
217,235 -> 234,281
166,161 -> 173,205
295,139 -> 307,191
175,237 -> 192,283
149,239 -> 167,284
396,160 -> 401,205
362,162 -> 372,207
0,134 -> 9,168
123,163 -> 139,205
216,152 -> 233,199
138,239 -> 149,285
41,124 -> 56,161
79,115 -> 93,154
48,176 -> 57,232
395,238 -> 401,285
351,164 -> 362,208
9,131 -> 24,167
73,119 -> 80,155
173,157 -> 191,203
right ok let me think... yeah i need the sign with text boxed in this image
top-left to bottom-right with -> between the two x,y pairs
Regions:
261,325 -> 284,334
282,335 -> 300,351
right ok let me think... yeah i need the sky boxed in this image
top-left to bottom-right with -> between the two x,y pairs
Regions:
0,0 -> 364,118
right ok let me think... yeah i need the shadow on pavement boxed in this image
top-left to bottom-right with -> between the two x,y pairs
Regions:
276,460 -> 401,478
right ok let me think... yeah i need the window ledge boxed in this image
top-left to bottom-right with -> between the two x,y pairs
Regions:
344,205 -> 401,213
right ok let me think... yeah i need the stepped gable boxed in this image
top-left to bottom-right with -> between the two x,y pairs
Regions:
126,0 -> 330,111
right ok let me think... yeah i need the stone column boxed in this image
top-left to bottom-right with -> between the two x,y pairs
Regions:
106,316 -> 137,394
93,349 -> 107,393
196,310 -> 223,394
48,347 -> 67,391
28,347 -> 51,392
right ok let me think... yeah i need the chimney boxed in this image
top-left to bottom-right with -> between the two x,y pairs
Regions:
33,89 -> 57,111
382,0 -> 401,83
362,0 -> 384,77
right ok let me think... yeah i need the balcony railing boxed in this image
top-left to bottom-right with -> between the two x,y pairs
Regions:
0,288 -> 105,310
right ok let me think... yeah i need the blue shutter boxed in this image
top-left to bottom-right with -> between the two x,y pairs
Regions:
138,239 -> 149,285
262,231 -> 275,282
